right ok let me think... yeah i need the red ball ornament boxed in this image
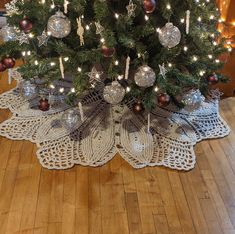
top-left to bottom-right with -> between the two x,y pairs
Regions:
143,0 -> 156,13
133,101 -> 145,114
19,18 -> 33,33
0,62 -> 6,72
157,93 -> 171,107
2,57 -> 15,69
101,46 -> 115,57
39,98 -> 50,111
206,74 -> 219,85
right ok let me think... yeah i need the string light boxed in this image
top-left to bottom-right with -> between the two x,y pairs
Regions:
64,57 -> 69,62
114,60 -> 119,66
50,62 -> 56,66
145,15 -> 149,21
85,25 -> 90,30
166,3 -> 171,10
59,87 -> 65,93
193,56 -> 198,61
34,60 -> 39,65
197,17 -> 202,22
180,18 -> 185,23
168,63 -> 172,67
215,59 -> 220,63
208,54 -> 213,59
118,75 -> 123,80
71,88 -> 76,93
50,84 -> 55,89
126,87 -> 131,92
154,86 -> 159,92
100,38 -> 105,43
183,46 -> 188,51
114,13 -> 119,19
77,67 -> 82,72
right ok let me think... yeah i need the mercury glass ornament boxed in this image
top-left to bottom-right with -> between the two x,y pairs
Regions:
158,23 -> 181,49
181,89 -> 205,111
61,109 -> 81,131
134,65 -> 156,88
47,11 -> 71,38
19,80 -> 37,99
0,25 -> 17,42
103,81 -> 125,105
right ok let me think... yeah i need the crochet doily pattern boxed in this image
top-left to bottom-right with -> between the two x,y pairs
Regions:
0,71 -> 230,171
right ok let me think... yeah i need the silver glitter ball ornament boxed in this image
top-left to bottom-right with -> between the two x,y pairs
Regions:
181,89 -> 205,111
158,23 -> 181,49
19,80 -> 37,99
47,11 -> 71,38
134,65 -> 156,88
0,25 -> 17,42
61,109 -> 81,131
103,81 -> 125,105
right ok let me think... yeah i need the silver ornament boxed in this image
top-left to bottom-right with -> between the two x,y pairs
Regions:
103,81 -> 125,104
181,89 -> 205,111
0,25 -> 17,42
61,109 -> 81,130
134,65 -> 156,88
19,81 -> 37,99
47,11 -> 71,38
158,23 -> 181,49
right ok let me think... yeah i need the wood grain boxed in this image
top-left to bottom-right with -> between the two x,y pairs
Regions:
0,70 -> 235,234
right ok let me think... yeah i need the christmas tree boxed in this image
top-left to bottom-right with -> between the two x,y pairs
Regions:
0,0 -> 228,111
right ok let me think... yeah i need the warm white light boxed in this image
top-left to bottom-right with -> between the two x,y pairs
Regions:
114,13 -> 119,19
77,67 -> 82,72
168,63 -> 172,67
50,84 -> 55,89
199,70 -> 205,76
71,88 -> 76,93
118,75 -> 123,80
64,57 -> 69,62
208,54 -> 213,59
215,59 -> 220,63
210,15 -> 215,20
59,87 -> 64,93
145,15 -> 149,21
114,60 -> 119,66
100,38 -> 105,43
50,62 -> 56,66
22,51 -> 26,56
193,56 -> 198,61
126,87 -> 131,92
166,4 -> 171,10
34,60 -> 39,65
28,33 -> 34,38
197,17 -> 202,22
228,47 -> 232,52
154,86 -> 159,92
95,73 -> 100,78
180,18 -> 185,23
183,46 -> 188,51
85,25 -> 90,30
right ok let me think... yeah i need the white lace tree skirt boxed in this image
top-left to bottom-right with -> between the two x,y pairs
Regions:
0,71 -> 231,171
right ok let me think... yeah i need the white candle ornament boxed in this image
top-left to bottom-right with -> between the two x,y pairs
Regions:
8,68 -> 12,85
125,56 -> 130,80
64,0 -> 69,14
59,57 -> 65,79
147,113 -> 151,133
78,102 -> 85,122
186,10 -> 190,34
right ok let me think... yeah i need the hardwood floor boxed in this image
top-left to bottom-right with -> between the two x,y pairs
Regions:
1,71 -> 235,234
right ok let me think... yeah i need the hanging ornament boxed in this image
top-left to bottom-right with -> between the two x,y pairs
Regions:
17,32 -> 30,45
206,74 -> 219,85
101,46 -> 115,57
103,81 -> 125,104
159,64 -> 168,79
143,0 -> 156,14
78,102 -> 85,122
0,25 -> 17,42
0,62 -> 6,72
125,56 -> 131,80
95,22 -> 104,35
181,89 -> 205,112
186,10 -> 190,35
147,113 -> 151,133
126,0 -> 137,17
133,101 -> 145,114
5,0 -> 20,16
47,11 -> 71,38
39,98 -> 50,111
19,18 -> 33,33
134,65 -> 156,88
158,23 -> 181,49
8,69 -> 12,85
157,93 -> 171,107
61,109 -> 81,131
37,30 -> 50,47
2,57 -> 15,69
19,81 -> 37,99
59,57 -> 65,79
63,0 -> 70,14
77,17 -> 85,46
87,67 -> 103,87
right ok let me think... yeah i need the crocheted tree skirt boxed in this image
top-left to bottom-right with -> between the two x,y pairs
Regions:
0,70 -> 230,171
